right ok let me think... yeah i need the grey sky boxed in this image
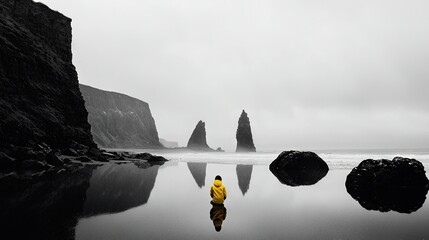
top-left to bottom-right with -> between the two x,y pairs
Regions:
38,0 -> 429,151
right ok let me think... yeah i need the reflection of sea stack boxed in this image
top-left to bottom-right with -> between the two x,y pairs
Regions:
236,165 -> 253,195
187,162 -> 207,188
236,110 -> 256,152
187,121 -> 213,151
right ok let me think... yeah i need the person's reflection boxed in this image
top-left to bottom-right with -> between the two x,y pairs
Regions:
210,202 -> 227,232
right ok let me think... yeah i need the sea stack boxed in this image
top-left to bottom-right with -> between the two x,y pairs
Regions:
187,121 -> 213,151
236,110 -> 256,152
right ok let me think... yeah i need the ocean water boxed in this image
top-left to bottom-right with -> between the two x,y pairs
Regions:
73,149 -> 429,240
154,149 -> 429,169
2,149 -> 429,239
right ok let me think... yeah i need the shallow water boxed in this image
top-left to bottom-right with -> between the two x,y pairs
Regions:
75,159 -> 429,239
2,151 -> 429,239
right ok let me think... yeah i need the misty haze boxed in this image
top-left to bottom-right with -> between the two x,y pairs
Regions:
37,0 -> 429,151
1,0 -> 429,239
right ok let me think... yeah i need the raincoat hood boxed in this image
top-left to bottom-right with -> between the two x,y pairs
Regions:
214,179 -> 223,187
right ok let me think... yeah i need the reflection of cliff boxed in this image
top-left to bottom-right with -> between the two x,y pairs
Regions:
0,166 -> 95,240
236,165 -> 253,195
187,162 -> 207,188
83,163 -> 160,216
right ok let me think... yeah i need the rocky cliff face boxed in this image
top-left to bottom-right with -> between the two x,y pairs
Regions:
79,84 -> 162,149
187,120 -> 213,151
236,110 -> 256,152
0,0 -> 95,164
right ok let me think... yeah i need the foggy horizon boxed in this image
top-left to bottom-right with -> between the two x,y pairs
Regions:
38,0 -> 429,151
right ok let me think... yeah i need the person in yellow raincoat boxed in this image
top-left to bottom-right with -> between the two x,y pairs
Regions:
209,175 -> 228,232
210,175 -> 228,205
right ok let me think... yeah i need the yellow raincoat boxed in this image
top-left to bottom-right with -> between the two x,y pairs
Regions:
210,179 -> 227,204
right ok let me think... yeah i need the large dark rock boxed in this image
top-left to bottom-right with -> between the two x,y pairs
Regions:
187,121 -> 213,151
79,84 -> 163,149
236,110 -> 256,152
346,157 -> 429,213
0,0 -> 96,169
129,152 -> 168,162
269,151 -> 329,186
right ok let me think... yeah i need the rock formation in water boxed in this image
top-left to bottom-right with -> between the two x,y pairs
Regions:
187,162 -> 207,188
269,151 -> 329,186
346,157 -> 429,213
0,0 -> 96,168
236,110 -> 256,152
160,138 -> 179,148
187,121 -> 213,151
79,84 -> 163,149
236,165 -> 253,195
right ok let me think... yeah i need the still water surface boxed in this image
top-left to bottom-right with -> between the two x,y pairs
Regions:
74,153 -> 429,240
2,151 -> 429,239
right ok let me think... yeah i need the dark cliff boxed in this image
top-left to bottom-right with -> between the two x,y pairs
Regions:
236,110 -> 256,152
187,120 -> 213,151
79,84 -> 162,149
0,0 -> 95,162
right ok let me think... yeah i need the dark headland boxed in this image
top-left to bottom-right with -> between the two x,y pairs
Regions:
0,0 -> 167,172
0,0 -> 96,168
79,84 -> 163,149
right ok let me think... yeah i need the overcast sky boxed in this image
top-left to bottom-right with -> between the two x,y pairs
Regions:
38,0 -> 429,151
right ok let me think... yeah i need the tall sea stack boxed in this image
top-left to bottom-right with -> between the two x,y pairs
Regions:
236,110 -> 256,152
79,84 -> 162,149
187,121 -> 212,151
0,0 -> 96,164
